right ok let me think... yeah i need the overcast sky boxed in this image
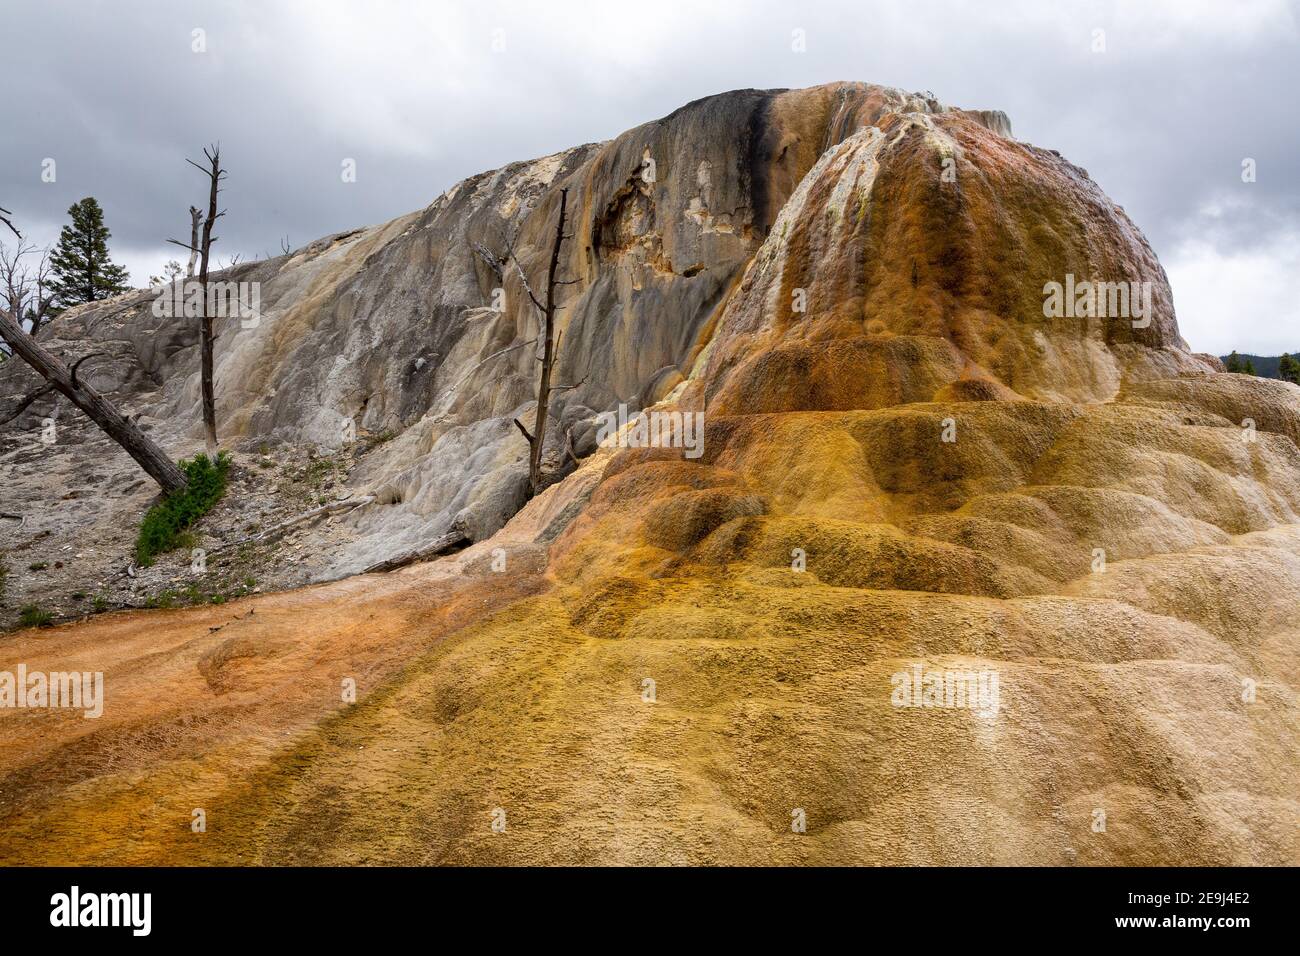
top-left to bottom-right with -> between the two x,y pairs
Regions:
2,0 -> 1296,354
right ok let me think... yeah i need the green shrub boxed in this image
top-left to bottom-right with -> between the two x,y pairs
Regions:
145,590 -> 178,609
134,453 -> 231,567
19,605 -> 53,628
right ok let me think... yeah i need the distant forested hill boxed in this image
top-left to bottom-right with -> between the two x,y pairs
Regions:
1219,353 -> 1299,378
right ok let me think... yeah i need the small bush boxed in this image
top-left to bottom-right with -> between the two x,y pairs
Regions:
145,590 -> 178,609
28,562 -> 48,571
19,605 -> 53,628
134,452 -> 231,567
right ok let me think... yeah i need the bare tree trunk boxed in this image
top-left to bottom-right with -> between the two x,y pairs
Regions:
186,206 -> 201,279
29,248 -> 54,338
360,527 -> 468,574
510,187 -> 571,499
193,150 -> 223,455
0,305 -> 187,494
166,153 -> 224,455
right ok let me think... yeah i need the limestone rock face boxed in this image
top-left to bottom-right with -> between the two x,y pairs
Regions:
0,82 -> 1296,866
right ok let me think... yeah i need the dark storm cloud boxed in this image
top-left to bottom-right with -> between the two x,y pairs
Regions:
2,0 -> 1296,351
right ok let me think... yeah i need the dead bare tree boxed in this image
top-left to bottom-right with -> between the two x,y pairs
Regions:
0,240 -> 55,340
0,210 -> 19,359
0,240 -> 24,359
167,145 -> 226,454
506,188 -> 588,499
0,209 -> 13,358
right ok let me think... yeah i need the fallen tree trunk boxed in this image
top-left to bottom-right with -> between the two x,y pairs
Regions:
0,305 -> 188,494
209,495 -> 375,554
360,529 -> 469,574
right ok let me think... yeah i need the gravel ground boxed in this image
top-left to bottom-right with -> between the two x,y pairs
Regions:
0,412 -> 382,633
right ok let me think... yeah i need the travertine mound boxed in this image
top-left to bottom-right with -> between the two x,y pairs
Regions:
0,83 -> 1295,866
2,84 -> 1010,575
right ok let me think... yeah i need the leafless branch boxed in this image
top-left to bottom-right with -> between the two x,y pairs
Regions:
508,253 -> 546,313
69,351 -> 107,387
548,374 -> 588,393
0,206 -> 19,239
0,239 -> 55,337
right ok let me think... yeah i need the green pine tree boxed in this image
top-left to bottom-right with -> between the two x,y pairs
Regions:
1244,358 -> 1257,376
1224,350 -> 1243,373
1279,353 -> 1300,385
47,197 -> 131,309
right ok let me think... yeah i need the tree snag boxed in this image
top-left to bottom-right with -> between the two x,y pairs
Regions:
508,187 -> 573,499
0,240 -> 56,340
168,146 -> 226,454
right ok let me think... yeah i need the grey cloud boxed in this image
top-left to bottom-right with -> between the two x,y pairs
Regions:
2,0 -> 1296,350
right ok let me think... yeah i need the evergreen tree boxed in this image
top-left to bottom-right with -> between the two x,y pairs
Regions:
1244,358 -> 1257,375
47,198 -> 130,308
1224,350 -> 1243,373
1279,353 -> 1300,385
